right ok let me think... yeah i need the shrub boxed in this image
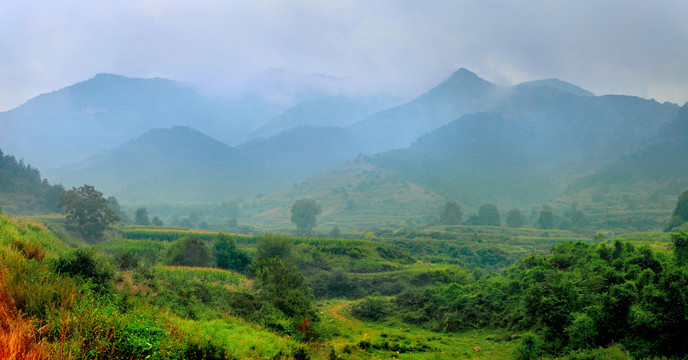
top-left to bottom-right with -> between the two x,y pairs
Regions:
350,297 -> 391,321
213,233 -> 250,272
165,236 -> 212,267
256,232 -> 293,259
115,250 -> 140,270
52,247 -> 114,292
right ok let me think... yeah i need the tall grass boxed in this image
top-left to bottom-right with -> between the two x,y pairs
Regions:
155,265 -> 247,287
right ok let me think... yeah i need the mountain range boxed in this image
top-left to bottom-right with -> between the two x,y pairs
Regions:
1,69 -> 685,227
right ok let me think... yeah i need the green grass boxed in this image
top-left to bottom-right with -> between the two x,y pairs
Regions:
317,299 -> 517,359
154,265 -> 248,288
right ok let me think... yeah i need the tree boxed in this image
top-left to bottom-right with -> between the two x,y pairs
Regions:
440,201 -> 463,225
538,205 -> 555,230
135,207 -> 150,226
213,233 -> 251,272
58,184 -> 119,242
249,257 -> 314,320
506,208 -> 525,228
290,198 -> 321,235
565,202 -> 586,230
666,190 -> 688,231
151,216 -> 163,226
107,196 -> 128,222
165,236 -> 212,267
672,230 -> 688,266
478,203 -> 500,226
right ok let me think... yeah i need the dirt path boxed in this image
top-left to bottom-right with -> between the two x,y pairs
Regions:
326,303 -> 368,340
328,303 -> 353,323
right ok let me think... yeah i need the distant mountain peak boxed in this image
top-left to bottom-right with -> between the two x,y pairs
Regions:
517,78 -> 594,97
445,68 -> 490,86
421,68 -> 495,99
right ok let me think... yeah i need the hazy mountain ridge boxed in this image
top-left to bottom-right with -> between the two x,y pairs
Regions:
567,103 -> 688,192
5,69 -> 684,212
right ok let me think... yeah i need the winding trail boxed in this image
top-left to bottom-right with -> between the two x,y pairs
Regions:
325,302 -> 368,340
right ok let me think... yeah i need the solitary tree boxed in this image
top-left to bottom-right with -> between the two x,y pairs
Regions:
135,207 -> 150,226
478,203 -> 501,226
440,201 -> 463,225
58,184 -> 119,242
538,205 -> 555,229
290,198 -> 322,235
506,208 -> 525,228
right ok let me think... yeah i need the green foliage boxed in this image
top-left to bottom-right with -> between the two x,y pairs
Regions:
506,208 -> 525,228
350,297 -> 391,321
256,232 -> 293,259
165,236 -> 212,267
114,249 -> 140,270
121,227 -> 235,242
52,247 -> 114,293
58,184 -> 119,242
0,148 -> 65,214
672,230 -> 688,266
290,198 -> 322,235
213,232 -> 251,272
538,204 -> 555,229
249,257 -> 314,320
107,196 -> 128,222
151,216 -> 163,226
134,207 -> 150,225
666,190 -> 688,231
478,203 -> 501,226
439,200 -> 463,225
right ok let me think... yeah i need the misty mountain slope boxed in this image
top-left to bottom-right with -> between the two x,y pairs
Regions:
487,87 -> 679,168
238,125 -> 366,185
53,124 -> 369,203
567,103 -> 688,192
517,78 -> 594,97
349,68 -> 677,158
0,73 -> 294,170
366,113 -> 557,208
53,126 -> 273,203
350,68 -> 501,152
250,95 -> 400,139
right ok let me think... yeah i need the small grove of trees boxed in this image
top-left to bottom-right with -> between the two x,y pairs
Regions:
290,198 -> 321,236
440,201 -> 463,225
58,184 -> 119,242
465,203 -> 501,226
665,190 -> 688,231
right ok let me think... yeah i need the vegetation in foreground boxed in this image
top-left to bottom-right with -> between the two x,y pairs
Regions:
2,202 -> 688,359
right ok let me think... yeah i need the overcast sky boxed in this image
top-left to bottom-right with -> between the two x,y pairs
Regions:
1,0 -> 687,111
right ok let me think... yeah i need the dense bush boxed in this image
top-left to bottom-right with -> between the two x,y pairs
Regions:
165,236 -> 212,267
392,238 -> 688,359
213,232 -> 250,272
350,297 -> 391,321
52,247 -> 114,293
